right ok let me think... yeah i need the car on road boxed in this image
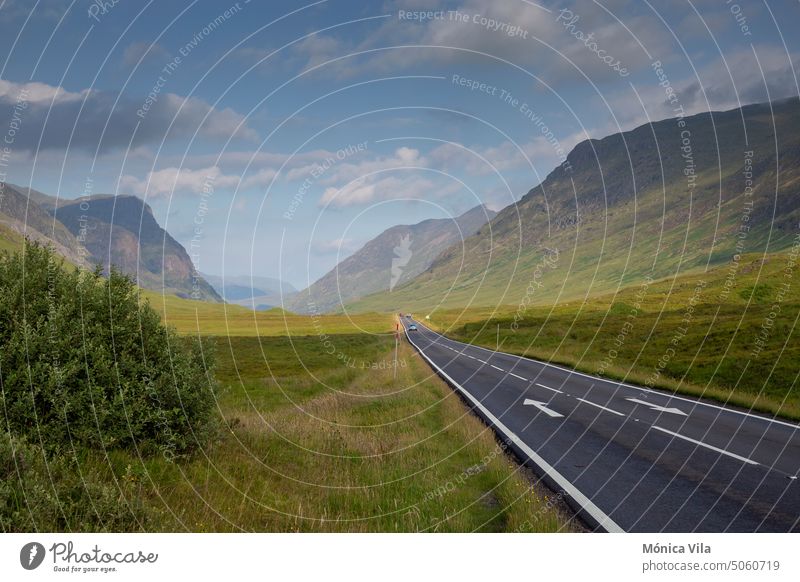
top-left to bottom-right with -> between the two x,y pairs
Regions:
408,324 -> 418,331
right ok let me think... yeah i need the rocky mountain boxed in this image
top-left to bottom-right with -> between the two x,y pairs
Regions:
0,183 -> 89,267
54,195 -> 220,301
350,97 -> 800,313
0,183 -> 220,301
289,204 -> 496,314
202,273 -> 297,310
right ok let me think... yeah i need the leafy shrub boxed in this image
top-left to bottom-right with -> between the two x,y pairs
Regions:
0,432 -> 149,532
0,241 -> 217,456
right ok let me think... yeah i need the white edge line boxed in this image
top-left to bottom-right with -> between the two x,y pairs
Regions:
576,398 -> 626,417
405,328 -> 625,533
491,364 -> 504,371
510,372 -> 527,381
651,425 -> 759,466
418,323 -> 800,430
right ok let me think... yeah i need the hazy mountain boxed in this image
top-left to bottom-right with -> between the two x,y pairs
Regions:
53,194 -> 220,301
202,273 -> 297,310
350,98 -> 800,313
289,204 -> 496,314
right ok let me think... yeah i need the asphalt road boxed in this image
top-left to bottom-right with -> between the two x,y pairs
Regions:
401,318 -> 800,532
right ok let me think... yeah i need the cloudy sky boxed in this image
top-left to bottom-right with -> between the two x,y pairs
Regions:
1,0 -> 798,288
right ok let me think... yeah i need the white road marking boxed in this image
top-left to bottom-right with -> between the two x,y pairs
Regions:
535,382 -> 563,394
523,399 -> 564,418
626,398 -> 687,416
423,324 -> 800,431
509,372 -> 528,381
651,426 -> 759,466
576,398 -> 626,417
404,327 -> 624,533
477,359 -> 486,364
490,364 -> 504,371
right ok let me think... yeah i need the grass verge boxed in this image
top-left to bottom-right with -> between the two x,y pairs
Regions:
425,254 -> 800,421
79,334 -> 573,532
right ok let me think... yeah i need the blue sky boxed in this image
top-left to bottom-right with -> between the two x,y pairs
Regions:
1,0 -> 798,288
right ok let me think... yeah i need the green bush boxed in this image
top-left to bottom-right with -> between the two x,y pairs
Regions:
0,432 -> 148,532
0,240 -> 217,456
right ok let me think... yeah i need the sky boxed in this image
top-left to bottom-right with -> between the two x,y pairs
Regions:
0,0 -> 798,289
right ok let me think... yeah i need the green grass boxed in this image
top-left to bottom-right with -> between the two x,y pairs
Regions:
424,252 -> 800,420
141,288 -> 393,336
0,222 -> 24,255
75,334 -> 572,532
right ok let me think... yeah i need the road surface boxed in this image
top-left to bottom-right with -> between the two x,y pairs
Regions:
402,318 -> 800,532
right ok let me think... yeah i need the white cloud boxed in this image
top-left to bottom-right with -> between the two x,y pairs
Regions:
320,174 -> 437,208
0,78 -> 258,152
0,79 -> 86,104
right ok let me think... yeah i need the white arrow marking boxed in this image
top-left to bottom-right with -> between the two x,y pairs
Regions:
523,399 -> 564,418
626,398 -> 687,416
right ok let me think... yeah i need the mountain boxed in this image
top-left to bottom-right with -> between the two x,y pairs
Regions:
53,195 -> 220,301
1,183 -> 220,302
350,98 -> 800,313
202,273 -> 297,310
0,183 -> 89,267
289,205 -> 496,314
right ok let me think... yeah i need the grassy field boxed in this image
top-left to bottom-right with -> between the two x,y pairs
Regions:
424,252 -> 800,420
80,332 -> 573,532
141,288 -> 394,336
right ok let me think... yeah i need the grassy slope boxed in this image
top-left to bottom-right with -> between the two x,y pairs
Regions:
85,334 -> 572,532
0,222 -> 23,255
424,251 -> 800,419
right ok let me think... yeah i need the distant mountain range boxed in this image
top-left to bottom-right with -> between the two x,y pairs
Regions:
0,184 -> 220,301
288,204 -> 496,314
202,273 -> 297,310
350,97 -> 800,313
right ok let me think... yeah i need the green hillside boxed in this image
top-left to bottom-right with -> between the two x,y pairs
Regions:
425,250 -> 800,419
351,98 -> 800,314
